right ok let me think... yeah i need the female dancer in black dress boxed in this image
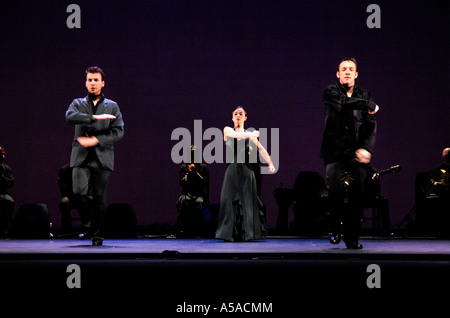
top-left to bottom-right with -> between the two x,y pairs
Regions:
215,107 -> 275,242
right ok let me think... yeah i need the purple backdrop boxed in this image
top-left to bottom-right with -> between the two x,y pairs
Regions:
0,0 -> 448,232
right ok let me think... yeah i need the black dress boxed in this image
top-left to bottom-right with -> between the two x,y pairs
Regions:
215,134 -> 266,241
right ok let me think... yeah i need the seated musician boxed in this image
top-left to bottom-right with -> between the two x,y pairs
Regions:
430,148 -> 450,237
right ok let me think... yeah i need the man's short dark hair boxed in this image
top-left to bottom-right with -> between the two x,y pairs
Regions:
338,57 -> 358,71
86,66 -> 105,81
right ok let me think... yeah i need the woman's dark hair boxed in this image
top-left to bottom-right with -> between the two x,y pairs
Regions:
232,106 -> 247,116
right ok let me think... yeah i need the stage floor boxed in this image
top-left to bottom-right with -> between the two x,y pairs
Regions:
1,236 -> 450,259
1,236 -> 449,314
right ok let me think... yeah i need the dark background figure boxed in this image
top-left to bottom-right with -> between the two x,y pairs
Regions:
429,148 -> 450,237
361,164 -> 396,235
66,66 -> 124,246
58,164 -> 92,236
176,145 -> 210,238
0,146 -> 14,237
320,57 -> 379,249
291,171 -> 329,236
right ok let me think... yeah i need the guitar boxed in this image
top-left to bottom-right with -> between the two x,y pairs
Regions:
436,168 -> 450,186
371,164 -> 402,180
342,164 -> 401,202
361,164 -> 402,203
344,164 -> 402,187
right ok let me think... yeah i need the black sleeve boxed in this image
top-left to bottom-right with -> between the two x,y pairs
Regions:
323,85 -> 376,112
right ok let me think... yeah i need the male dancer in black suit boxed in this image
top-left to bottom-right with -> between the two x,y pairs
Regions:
66,66 -> 124,245
0,146 -> 14,237
320,57 -> 379,249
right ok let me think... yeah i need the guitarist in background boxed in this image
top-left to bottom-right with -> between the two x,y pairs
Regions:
430,148 -> 450,237
363,164 -> 401,235
175,145 -> 210,238
430,148 -> 450,188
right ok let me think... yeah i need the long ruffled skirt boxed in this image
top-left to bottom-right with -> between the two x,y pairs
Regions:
215,163 -> 266,242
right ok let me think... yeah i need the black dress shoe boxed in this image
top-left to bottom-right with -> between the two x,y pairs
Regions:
345,241 -> 363,249
92,236 -> 104,246
329,233 -> 341,244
